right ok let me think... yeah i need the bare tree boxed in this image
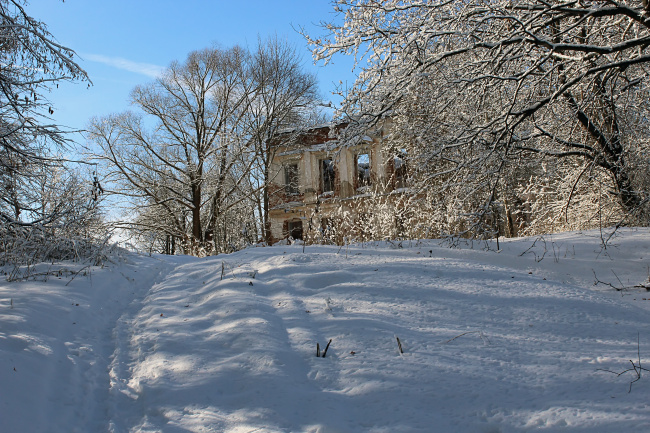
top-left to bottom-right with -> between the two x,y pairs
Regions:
308,0 -> 650,236
92,39 -> 323,254
0,1 -> 109,269
244,36 -> 321,243
90,46 -> 258,255
0,0 -> 89,224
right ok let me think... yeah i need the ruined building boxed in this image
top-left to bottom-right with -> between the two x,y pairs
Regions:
267,123 -> 409,244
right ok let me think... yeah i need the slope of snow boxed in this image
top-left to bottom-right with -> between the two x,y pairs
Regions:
2,229 -> 650,432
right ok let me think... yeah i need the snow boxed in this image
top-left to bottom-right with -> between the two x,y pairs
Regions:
2,228 -> 650,432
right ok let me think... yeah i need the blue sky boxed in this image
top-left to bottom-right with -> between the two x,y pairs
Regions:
27,0 -> 355,137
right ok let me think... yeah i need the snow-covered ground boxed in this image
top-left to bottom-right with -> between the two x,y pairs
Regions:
2,228 -> 650,432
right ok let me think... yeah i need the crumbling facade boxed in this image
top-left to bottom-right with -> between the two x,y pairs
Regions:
267,123 -> 409,244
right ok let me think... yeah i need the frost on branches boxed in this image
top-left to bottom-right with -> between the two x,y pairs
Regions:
309,0 -> 650,238
90,38 -> 321,256
0,1 -> 109,271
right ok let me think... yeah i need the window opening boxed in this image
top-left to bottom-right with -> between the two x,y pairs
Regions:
320,158 -> 335,194
287,220 -> 303,240
357,153 -> 371,189
284,163 -> 299,195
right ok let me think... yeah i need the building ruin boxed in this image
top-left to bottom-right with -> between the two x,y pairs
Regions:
267,123 -> 409,244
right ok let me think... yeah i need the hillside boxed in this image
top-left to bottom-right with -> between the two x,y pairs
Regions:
2,229 -> 650,432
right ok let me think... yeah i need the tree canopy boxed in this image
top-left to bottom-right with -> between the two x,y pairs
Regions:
309,0 -> 650,236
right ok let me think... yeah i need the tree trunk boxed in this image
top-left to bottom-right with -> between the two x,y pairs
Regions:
263,183 -> 271,243
566,91 -> 642,214
263,141 -> 274,244
191,181 -> 202,251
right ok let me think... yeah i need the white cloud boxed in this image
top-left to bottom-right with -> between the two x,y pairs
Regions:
83,53 -> 164,78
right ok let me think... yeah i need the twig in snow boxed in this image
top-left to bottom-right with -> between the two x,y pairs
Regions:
219,261 -> 236,280
593,269 -> 623,291
316,339 -> 332,358
445,331 -> 479,344
519,236 -> 547,262
65,265 -> 92,286
592,269 -> 649,292
322,339 -> 332,358
386,240 -> 403,249
444,330 -> 490,345
7,266 -> 90,283
598,333 -> 649,393
337,237 -> 349,258
396,336 -> 404,354
611,270 -> 625,289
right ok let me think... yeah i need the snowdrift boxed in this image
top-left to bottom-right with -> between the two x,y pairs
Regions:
2,229 -> 650,432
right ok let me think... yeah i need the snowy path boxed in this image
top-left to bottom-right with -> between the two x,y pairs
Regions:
106,255 -> 198,432
0,254 -> 187,432
3,229 -> 650,432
